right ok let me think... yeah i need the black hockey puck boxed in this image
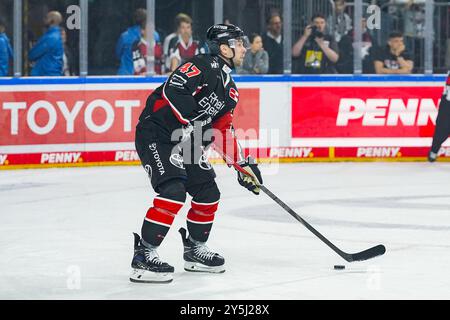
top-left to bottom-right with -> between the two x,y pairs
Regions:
334,265 -> 345,270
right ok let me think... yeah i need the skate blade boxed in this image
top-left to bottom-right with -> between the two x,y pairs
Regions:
184,261 -> 225,273
129,268 -> 173,283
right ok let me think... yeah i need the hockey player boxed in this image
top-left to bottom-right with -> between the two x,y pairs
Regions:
131,24 -> 263,283
428,72 -> 450,162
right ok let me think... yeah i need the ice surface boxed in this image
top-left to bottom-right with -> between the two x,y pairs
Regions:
1,162 -> 449,299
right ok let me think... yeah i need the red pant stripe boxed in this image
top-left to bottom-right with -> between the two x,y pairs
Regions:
145,207 -> 175,226
154,196 -> 184,212
187,208 -> 215,224
191,201 -> 219,215
144,196 -> 184,227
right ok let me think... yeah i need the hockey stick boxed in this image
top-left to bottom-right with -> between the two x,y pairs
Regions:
256,184 -> 386,262
219,151 -> 386,262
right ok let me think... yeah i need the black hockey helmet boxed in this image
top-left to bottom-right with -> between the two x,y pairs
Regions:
206,23 -> 250,55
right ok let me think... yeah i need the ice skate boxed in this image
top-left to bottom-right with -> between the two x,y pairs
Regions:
179,228 -> 225,273
428,151 -> 438,162
130,233 -> 174,283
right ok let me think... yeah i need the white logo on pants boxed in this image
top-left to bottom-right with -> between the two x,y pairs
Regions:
149,143 -> 165,175
198,154 -> 212,170
144,164 -> 153,179
170,153 -> 185,169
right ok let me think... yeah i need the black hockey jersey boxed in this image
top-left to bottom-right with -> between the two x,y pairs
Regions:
138,54 -> 241,162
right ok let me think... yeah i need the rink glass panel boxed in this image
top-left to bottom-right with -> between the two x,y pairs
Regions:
22,0 -> 80,76
87,0 -> 213,76
0,0 -> 13,76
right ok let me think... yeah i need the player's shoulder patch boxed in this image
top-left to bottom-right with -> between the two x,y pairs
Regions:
229,87 -> 239,103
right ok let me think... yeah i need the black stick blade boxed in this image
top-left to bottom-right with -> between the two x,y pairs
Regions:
348,245 -> 386,262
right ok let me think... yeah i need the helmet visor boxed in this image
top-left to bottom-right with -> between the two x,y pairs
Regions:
228,36 -> 251,50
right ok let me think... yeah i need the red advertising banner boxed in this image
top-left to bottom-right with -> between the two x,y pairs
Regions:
2,145 -> 450,168
0,88 -> 259,146
0,147 -> 330,168
0,90 -> 150,145
1,82 -> 449,169
292,86 -> 443,138
0,87 -> 260,168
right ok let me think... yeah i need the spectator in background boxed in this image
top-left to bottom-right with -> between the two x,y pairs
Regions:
336,16 -> 375,74
168,14 -> 204,72
358,17 -> 375,73
163,13 -> 192,73
262,13 -> 283,74
402,1 -> 425,71
61,28 -> 75,76
0,18 -> 13,77
28,11 -> 63,76
116,8 -> 160,75
327,0 -> 352,43
292,13 -> 339,74
373,31 -> 413,74
237,33 -> 269,74
132,24 -> 163,75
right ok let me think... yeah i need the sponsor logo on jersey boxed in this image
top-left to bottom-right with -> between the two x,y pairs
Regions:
222,64 -> 232,74
198,92 -> 226,117
0,154 -> 8,165
229,88 -> 239,103
170,153 -> 185,169
41,152 -> 82,164
221,65 -> 232,87
149,143 -> 165,175
357,147 -> 401,158
211,61 -> 219,69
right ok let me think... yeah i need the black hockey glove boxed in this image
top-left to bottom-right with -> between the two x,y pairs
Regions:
237,156 -> 263,195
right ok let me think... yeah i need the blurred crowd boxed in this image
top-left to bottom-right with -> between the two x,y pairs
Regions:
1,10 -> 75,77
0,0 -> 448,77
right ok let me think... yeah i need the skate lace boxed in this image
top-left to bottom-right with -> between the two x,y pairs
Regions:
194,243 -> 216,261
144,248 -> 164,265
